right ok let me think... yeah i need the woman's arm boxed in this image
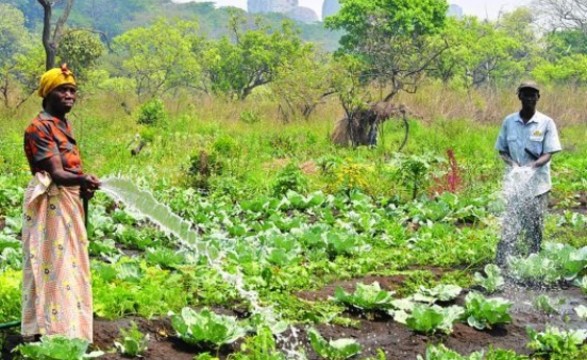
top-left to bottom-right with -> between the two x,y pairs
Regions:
36,155 -> 100,189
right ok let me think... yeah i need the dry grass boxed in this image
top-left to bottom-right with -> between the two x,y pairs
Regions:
396,82 -> 587,128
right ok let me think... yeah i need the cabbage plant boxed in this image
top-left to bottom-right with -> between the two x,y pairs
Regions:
464,292 -> 512,330
527,326 -> 587,357
332,282 -> 395,311
16,335 -> 103,360
308,328 -> 361,360
406,304 -> 464,335
170,307 -> 248,348
473,264 -> 504,294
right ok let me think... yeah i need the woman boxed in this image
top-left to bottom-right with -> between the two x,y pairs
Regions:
22,64 -> 100,342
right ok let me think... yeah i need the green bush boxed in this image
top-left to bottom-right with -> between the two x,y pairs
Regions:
272,163 -> 308,197
136,98 -> 167,126
0,269 -> 21,323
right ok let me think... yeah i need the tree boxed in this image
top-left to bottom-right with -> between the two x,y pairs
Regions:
203,15 -> 312,100
543,28 -> 587,59
535,0 -> 587,35
270,51 -> 336,121
113,18 -> 204,100
37,0 -> 75,70
0,4 -> 42,108
56,29 -> 105,78
325,0 -> 448,102
430,16 -> 524,88
325,0 -> 447,147
3,0 -> 44,30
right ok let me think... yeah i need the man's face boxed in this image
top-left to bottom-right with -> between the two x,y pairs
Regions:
47,84 -> 77,113
518,88 -> 539,108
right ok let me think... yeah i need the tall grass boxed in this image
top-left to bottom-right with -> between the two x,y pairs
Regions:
0,83 -> 584,202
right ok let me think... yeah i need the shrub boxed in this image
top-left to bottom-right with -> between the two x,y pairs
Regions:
136,98 -> 167,126
272,163 -> 308,197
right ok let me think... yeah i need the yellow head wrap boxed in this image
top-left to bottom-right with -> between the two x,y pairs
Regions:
38,64 -> 76,98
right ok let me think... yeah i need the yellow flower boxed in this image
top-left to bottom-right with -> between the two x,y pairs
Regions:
49,302 -> 61,322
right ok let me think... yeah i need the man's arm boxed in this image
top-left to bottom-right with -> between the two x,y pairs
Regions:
529,152 -> 552,169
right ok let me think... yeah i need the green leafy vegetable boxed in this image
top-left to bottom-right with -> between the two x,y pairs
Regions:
170,307 -> 248,347
16,335 -> 103,360
465,292 -> 512,330
412,284 -> 462,303
473,264 -> 504,294
406,304 -> 464,334
114,321 -> 149,357
527,326 -> 587,357
308,328 -> 361,360
332,282 -> 395,311
417,344 -> 484,360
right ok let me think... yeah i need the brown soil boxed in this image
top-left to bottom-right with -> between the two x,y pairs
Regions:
3,276 -> 587,360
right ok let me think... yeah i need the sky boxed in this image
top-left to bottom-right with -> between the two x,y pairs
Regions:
172,0 -> 531,20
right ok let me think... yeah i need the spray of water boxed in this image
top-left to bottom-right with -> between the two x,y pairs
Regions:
496,166 -> 538,268
100,176 -> 303,358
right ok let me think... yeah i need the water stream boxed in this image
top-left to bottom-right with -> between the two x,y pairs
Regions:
496,166 -> 540,268
100,176 -> 302,358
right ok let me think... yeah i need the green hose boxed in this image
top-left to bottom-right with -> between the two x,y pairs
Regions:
0,320 -> 20,330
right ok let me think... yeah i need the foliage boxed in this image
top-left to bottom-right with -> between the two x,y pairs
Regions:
113,18 -> 203,99
390,153 -> 441,200
405,304 -> 464,335
431,12 -> 534,87
136,98 -> 167,126
464,292 -> 512,330
326,0 -> 448,99
532,54 -> 587,86
473,264 -> 504,294
16,335 -> 103,360
271,51 -> 336,121
307,328 -> 361,360
527,327 -> 587,359
114,321 -> 149,358
417,344 -> 483,360
509,243 -> 587,285
69,0 -> 161,39
56,30 -> 105,79
0,3 -> 39,107
203,16 -> 312,99
332,282 -> 395,311
272,163 -> 308,197
228,327 -> 285,360
170,307 -> 248,348
0,268 -> 20,323
92,260 -> 188,319
411,284 -> 462,303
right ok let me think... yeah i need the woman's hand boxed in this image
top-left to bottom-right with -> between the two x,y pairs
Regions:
80,174 -> 101,200
81,174 -> 101,190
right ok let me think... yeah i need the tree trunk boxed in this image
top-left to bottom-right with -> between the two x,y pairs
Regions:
37,0 -> 75,70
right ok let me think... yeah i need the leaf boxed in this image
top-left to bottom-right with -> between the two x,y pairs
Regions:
465,292 -> 511,330
406,305 -> 444,334
308,328 -> 361,360
331,282 -> 395,311
473,264 -> 504,294
170,307 -> 247,347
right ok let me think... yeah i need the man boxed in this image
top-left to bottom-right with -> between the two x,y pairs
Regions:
494,81 -> 562,267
